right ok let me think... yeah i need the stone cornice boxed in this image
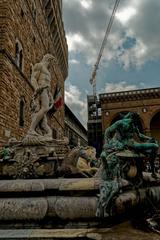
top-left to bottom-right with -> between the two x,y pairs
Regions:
99,87 -> 160,103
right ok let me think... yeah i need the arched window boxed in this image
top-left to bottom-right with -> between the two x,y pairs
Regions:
21,9 -> 24,18
59,0 -> 62,12
15,39 -> 23,70
19,49 -> 23,69
32,0 -> 36,20
52,129 -> 57,139
29,64 -> 33,81
150,111 -> 160,142
19,97 -> 25,127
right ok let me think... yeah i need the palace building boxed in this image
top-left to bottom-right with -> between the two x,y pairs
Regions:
0,0 -> 68,146
65,104 -> 88,148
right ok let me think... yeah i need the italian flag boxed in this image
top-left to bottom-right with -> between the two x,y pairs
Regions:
53,86 -> 63,110
48,84 -> 63,116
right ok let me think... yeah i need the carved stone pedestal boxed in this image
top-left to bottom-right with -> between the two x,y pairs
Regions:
0,177 -> 159,222
0,139 -> 69,179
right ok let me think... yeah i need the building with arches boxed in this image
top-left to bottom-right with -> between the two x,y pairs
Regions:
88,87 -> 160,154
100,87 -> 160,141
0,0 -> 68,146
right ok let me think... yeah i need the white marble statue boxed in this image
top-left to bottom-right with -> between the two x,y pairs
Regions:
27,54 -> 56,140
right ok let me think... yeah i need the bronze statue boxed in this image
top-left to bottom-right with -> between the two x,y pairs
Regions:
96,112 -> 159,218
102,112 -> 159,178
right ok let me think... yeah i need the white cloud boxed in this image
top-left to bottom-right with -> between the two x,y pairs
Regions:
66,33 -> 89,52
63,0 -> 160,70
117,38 -> 148,69
101,81 -> 137,93
80,0 -> 92,10
65,83 -> 87,127
69,59 -> 80,64
116,7 -> 137,25
63,0 -> 92,10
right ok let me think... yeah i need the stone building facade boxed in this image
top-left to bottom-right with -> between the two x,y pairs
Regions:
65,104 -> 88,148
0,0 -> 68,146
99,87 -> 160,141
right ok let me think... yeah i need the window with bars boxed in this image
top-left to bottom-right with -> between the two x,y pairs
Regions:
15,39 -> 23,70
52,129 -> 57,139
19,97 -> 25,127
32,0 -> 36,20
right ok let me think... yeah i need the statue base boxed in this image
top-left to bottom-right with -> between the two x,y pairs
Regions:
0,174 -> 158,223
0,139 -> 69,179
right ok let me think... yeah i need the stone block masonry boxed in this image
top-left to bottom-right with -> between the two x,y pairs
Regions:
0,0 -> 68,146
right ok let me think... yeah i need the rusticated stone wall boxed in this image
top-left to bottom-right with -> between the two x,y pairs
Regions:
0,0 -> 68,146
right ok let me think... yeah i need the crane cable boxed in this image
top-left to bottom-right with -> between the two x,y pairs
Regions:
90,0 -> 121,90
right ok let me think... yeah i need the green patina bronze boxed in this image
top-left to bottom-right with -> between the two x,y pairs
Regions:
0,146 -> 11,161
96,112 -> 159,218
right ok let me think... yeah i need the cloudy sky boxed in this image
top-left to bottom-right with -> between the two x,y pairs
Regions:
63,0 -> 160,128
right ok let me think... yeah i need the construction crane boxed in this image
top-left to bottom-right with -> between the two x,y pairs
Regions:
90,0 -> 121,96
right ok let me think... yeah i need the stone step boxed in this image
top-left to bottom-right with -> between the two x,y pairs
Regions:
0,223 -> 158,240
0,229 -> 105,239
0,178 -> 100,193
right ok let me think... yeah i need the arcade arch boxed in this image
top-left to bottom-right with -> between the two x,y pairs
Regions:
110,111 -> 144,133
150,111 -> 160,142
